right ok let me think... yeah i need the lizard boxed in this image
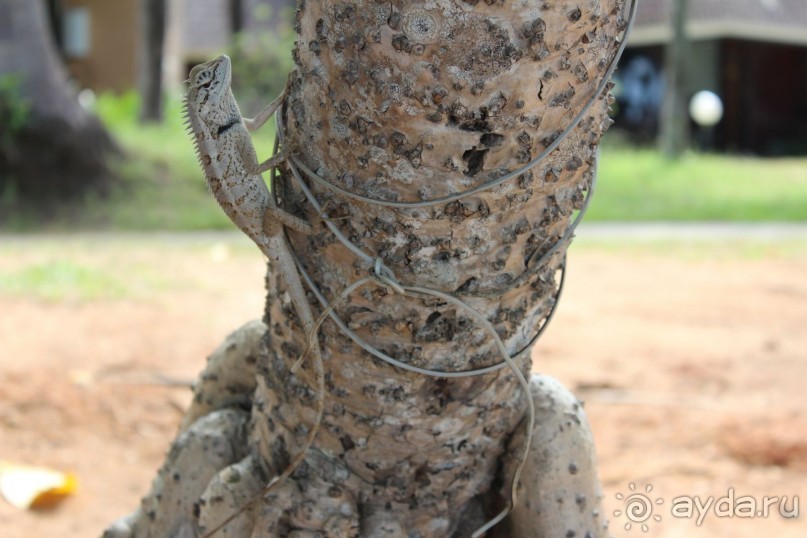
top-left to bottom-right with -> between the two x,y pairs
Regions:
185,55 -> 325,537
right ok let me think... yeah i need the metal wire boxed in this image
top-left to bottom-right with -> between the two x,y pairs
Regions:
261,1 -> 639,535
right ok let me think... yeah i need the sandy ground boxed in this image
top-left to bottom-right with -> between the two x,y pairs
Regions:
0,232 -> 805,538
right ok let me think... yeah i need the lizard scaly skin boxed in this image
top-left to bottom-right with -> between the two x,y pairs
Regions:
185,55 -> 324,537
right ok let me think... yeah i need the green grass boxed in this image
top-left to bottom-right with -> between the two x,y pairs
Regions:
0,260 -> 128,301
0,237 -> 218,301
0,91 -> 280,232
592,147 -> 807,221
96,106 -> 806,226
89,91 -> 278,230
3,90 -> 805,231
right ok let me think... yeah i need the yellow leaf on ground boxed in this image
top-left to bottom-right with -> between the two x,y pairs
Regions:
0,461 -> 78,510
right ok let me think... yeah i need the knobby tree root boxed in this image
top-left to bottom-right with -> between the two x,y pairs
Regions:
104,322 -> 606,538
496,375 -> 608,538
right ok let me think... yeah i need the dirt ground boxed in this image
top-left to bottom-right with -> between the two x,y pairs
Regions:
0,232 -> 805,538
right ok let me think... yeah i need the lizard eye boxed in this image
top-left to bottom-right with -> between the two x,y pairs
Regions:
195,69 -> 214,89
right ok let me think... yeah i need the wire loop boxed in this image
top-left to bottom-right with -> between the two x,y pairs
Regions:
373,258 -> 405,294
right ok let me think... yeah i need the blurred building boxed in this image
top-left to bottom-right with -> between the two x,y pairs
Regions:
165,0 -> 294,88
47,0 -> 293,93
615,0 -> 807,155
47,0 -> 807,155
55,0 -> 139,93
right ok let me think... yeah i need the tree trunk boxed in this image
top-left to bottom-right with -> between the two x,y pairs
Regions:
45,0 -> 64,56
229,0 -> 244,35
105,0 -> 631,536
659,0 -> 689,158
0,0 -> 116,202
138,0 -> 167,123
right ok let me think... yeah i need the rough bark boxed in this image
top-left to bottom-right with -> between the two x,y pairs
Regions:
0,0 -> 117,202
105,0 -> 628,536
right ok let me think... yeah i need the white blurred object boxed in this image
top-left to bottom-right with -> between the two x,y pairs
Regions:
78,88 -> 96,110
209,243 -> 231,263
689,90 -> 724,127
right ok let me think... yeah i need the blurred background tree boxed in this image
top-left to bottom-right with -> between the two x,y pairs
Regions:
228,24 -> 295,115
659,0 -> 689,158
138,0 -> 167,123
0,0 -> 117,204
229,0 -> 244,34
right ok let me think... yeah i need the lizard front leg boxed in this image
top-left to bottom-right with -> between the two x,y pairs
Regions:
243,81 -> 289,133
228,128 -> 312,239
496,374 -> 609,538
233,128 -> 289,177
253,151 -> 288,175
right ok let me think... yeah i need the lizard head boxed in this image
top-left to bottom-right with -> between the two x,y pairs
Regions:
186,55 -> 240,129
